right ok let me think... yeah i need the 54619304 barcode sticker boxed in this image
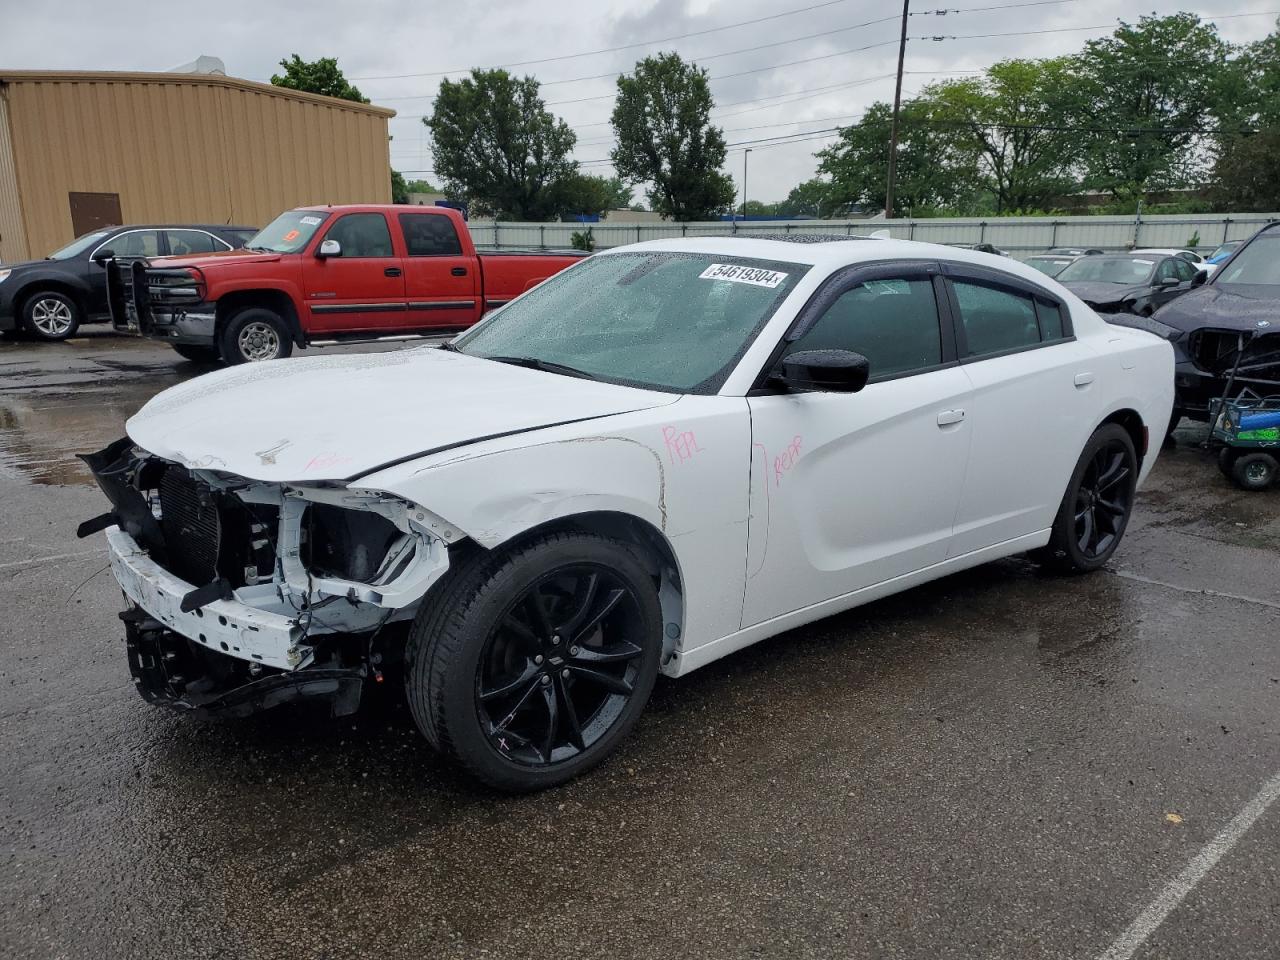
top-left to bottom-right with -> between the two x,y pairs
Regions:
698,263 -> 789,288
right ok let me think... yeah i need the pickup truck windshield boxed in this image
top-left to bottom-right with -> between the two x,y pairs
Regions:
454,252 -> 808,393
245,211 -> 329,254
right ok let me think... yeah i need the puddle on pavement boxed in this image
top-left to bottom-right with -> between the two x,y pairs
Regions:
0,380 -> 185,485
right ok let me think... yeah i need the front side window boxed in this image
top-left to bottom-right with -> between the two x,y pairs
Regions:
323,213 -> 394,258
1172,258 -> 1198,282
1155,259 -> 1180,283
953,281 -> 1041,357
455,252 -> 808,393
164,230 -> 224,255
400,213 -> 462,256
785,278 -> 942,380
1216,234 -> 1280,286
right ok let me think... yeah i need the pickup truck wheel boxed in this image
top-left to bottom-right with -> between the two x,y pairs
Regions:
171,344 -> 220,364
22,291 -> 81,341
1036,423 -> 1137,574
405,532 -> 663,792
220,308 -> 292,364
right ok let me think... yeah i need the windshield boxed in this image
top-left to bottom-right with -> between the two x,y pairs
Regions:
244,210 -> 329,253
47,229 -> 113,260
1057,256 -> 1155,285
1215,235 -> 1280,286
1026,258 -> 1073,277
454,252 -> 809,393
1209,241 -> 1242,260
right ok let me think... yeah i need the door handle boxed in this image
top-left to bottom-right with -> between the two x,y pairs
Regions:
937,409 -> 966,426
384,267 -> 402,277
451,267 -> 468,277
1074,372 -> 1095,387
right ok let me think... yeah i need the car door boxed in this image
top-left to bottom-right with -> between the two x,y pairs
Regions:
85,228 -> 162,315
397,211 -> 479,329
941,264 -> 1100,556
301,211 -> 406,333
742,262 -> 973,628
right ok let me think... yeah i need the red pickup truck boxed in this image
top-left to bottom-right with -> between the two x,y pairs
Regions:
108,204 -> 585,364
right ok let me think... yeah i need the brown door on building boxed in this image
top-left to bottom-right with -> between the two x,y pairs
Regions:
68,192 -> 122,238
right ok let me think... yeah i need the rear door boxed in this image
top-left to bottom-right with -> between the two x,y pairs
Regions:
397,211 -> 479,328
941,264 -> 1099,556
301,212 -> 406,332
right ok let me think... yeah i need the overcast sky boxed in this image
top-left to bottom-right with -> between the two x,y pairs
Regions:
0,0 -> 1275,205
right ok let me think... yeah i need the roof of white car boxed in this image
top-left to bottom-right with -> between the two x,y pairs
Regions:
603,234 -> 1052,282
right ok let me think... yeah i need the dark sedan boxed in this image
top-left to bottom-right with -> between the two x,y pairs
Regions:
1130,224 -> 1280,424
1056,253 -> 1200,317
0,224 -> 256,341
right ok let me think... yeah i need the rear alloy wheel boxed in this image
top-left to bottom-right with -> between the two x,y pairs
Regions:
219,307 -> 292,364
22,291 -> 81,341
406,532 -> 662,791
1038,424 -> 1138,573
1230,452 -> 1278,491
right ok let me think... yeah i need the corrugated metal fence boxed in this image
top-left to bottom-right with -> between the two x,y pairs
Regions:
470,212 -> 1279,257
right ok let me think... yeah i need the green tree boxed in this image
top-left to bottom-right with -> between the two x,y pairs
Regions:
611,53 -> 737,220
270,55 -> 369,103
1073,14 -> 1229,200
819,100 -> 977,214
405,179 -> 441,194
925,58 -> 1082,213
552,173 -> 622,218
390,169 -> 409,204
1212,127 -> 1280,211
775,178 -> 845,217
427,69 -> 578,220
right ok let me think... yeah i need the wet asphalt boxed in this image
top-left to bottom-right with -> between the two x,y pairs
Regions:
1,329 -> 1277,960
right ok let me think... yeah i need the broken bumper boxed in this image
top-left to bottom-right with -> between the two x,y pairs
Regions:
107,526 -> 308,671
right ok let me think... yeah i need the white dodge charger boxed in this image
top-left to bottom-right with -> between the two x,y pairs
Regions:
81,236 -> 1174,791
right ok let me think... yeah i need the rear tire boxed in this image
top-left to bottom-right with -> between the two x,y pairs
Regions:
1037,423 -> 1138,573
1230,452 -> 1278,491
405,532 -> 663,792
219,307 -> 292,364
171,344 -> 220,364
22,290 -> 81,341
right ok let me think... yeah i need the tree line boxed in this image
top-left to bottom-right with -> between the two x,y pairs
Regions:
271,13 -> 1280,222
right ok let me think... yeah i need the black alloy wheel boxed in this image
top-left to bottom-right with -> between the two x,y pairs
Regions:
1072,440 -> 1135,561
1039,423 -> 1138,573
405,531 -> 662,791
477,565 -> 645,766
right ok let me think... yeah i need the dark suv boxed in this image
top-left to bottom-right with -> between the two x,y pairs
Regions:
0,224 -> 255,341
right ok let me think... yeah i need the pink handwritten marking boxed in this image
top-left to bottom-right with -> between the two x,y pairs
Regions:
772,435 -> 803,487
302,452 -> 355,472
662,425 -> 704,465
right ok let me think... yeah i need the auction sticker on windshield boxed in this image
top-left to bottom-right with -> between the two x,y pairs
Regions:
699,264 -> 789,288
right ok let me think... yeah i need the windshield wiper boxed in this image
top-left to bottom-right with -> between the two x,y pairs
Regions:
484,355 -> 598,380
438,341 -> 459,352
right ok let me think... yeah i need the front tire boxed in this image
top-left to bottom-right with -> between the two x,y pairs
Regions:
219,307 -> 292,364
1038,424 -> 1138,573
405,532 -> 663,792
22,291 -> 81,341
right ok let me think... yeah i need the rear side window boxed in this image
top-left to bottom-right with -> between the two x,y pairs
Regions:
325,213 -> 394,258
399,213 -> 463,256
952,281 -> 1041,357
1035,299 -> 1065,340
164,230 -> 224,255
110,230 -> 161,257
786,278 -> 942,380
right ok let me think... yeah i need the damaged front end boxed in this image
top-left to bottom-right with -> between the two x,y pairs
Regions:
78,437 -> 452,718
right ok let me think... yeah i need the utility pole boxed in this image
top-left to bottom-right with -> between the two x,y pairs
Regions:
884,0 -> 910,220
742,148 -> 752,220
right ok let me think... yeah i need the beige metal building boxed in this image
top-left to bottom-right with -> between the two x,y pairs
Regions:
0,70 -> 395,262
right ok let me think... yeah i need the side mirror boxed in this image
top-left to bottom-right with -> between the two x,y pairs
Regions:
317,239 -> 341,258
1191,270 -> 1208,287
1159,276 -> 1180,287
91,248 -> 114,262
771,349 -> 870,393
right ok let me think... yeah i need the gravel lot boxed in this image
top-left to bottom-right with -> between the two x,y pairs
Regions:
2,330 -> 1278,960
